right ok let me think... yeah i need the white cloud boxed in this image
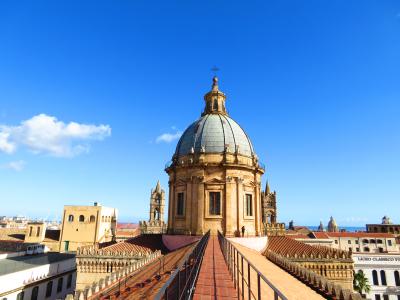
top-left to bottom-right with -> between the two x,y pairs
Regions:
0,114 -> 111,157
156,130 -> 182,143
2,160 -> 26,171
0,132 -> 16,153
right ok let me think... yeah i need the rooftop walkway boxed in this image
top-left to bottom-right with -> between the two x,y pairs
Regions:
193,236 -> 238,300
232,242 -> 325,300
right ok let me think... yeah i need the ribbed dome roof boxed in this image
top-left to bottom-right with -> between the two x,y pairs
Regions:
175,114 -> 254,157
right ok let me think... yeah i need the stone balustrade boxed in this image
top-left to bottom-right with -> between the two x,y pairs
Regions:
266,250 -> 362,300
69,250 -> 161,300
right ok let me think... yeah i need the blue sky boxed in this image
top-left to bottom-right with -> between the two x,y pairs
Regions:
0,1 -> 399,226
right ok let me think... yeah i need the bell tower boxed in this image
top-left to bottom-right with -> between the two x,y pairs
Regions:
261,181 -> 277,224
140,181 -> 167,234
149,181 -> 165,223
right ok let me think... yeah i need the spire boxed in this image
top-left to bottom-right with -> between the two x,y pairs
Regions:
155,180 -> 161,192
265,181 -> 270,194
211,76 -> 219,91
203,76 -> 227,116
318,220 -> 324,232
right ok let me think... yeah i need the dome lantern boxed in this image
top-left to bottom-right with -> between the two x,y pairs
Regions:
202,76 -> 227,116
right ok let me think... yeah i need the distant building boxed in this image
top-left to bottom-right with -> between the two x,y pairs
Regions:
115,223 -> 140,242
139,181 -> 167,234
24,221 -> 60,251
353,253 -> 400,300
0,215 -> 29,229
318,220 -> 325,232
367,216 -> 400,235
327,216 -> 339,232
58,203 -> 117,252
0,251 -> 76,300
311,232 -> 398,254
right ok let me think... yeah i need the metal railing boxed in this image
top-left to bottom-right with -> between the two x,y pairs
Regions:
154,230 -> 210,300
217,231 -> 288,300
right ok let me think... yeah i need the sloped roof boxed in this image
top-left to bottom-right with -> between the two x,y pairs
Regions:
266,236 -> 351,260
117,223 -> 139,229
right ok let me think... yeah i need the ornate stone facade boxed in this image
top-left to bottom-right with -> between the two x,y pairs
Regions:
260,182 -> 285,235
261,182 -> 276,224
139,181 -> 167,234
166,77 -> 265,236
266,236 -> 354,290
75,241 -> 154,291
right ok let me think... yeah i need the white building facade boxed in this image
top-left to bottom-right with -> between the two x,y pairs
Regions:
354,253 -> 400,300
0,252 -> 76,300
312,232 -> 398,254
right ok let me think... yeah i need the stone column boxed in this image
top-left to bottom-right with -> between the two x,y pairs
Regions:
191,179 -> 198,235
196,178 -> 205,235
167,180 -> 174,234
225,175 -> 235,236
254,178 -> 261,236
236,177 -> 243,236
185,180 -> 192,234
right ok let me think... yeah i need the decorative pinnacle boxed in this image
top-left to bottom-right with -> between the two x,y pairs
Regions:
212,76 -> 219,91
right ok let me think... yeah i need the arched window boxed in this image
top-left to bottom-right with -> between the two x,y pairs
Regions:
36,226 -> 40,237
57,277 -> 63,292
213,99 -> 218,110
362,239 -> 369,244
394,271 -> 400,286
79,215 -> 84,222
377,239 -> 383,244
381,270 -> 387,286
68,215 -> 74,222
16,292 -> 24,300
372,270 -> 379,285
45,281 -> 53,298
89,215 -> 95,223
364,247 -> 370,252
67,273 -> 73,288
102,216 -> 105,222
31,286 -> 39,300
29,226 -> 33,237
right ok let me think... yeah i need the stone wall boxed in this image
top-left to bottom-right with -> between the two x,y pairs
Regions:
71,250 -> 161,299
75,243 -> 153,290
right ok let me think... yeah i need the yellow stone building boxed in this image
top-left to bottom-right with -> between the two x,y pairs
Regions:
58,203 -> 117,252
166,77 -> 266,236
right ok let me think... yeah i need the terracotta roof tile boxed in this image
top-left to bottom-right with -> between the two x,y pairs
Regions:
117,223 -> 139,229
267,236 -> 350,259
286,234 -> 310,239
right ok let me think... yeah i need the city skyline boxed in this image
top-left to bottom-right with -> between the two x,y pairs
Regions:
1,1 -> 400,226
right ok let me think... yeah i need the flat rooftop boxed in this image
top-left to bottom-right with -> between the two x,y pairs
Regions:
0,252 -> 75,276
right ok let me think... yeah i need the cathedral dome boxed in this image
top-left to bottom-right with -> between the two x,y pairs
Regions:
175,114 -> 254,157
174,77 -> 255,158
